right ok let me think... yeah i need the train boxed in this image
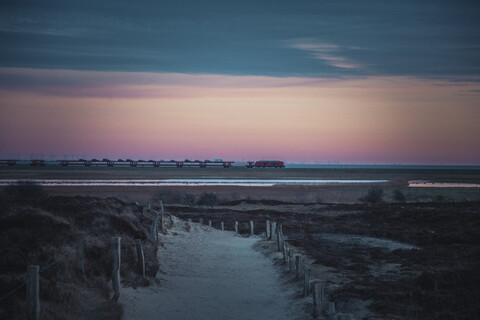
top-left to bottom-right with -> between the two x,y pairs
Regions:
246,160 -> 286,168
0,159 -> 286,168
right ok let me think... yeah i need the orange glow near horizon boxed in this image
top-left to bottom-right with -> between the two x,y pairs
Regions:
0,68 -> 479,164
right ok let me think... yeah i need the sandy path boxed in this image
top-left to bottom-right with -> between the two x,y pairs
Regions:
120,218 -> 297,320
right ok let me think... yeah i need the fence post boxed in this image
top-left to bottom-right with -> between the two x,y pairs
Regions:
135,239 -> 145,279
277,225 -> 283,251
208,220 -> 212,227
312,281 -> 321,318
151,211 -> 159,242
249,220 -> 254,235
221,222 -> 224,231
303,268 -> 311,296
265,220 -> 271,239
75,232 -> 86,276
199,218 -> 203,224
26,265 -> 40,320
283,242 -> 288,264
188,218 -> 192,223
234,221 -> 239,233
159,200 -> 165,233
112,237 -> 121,301
270,221 -> 277,240
288,249 -> 294,272
294,255 -> 300,278
312,280 -> 328,318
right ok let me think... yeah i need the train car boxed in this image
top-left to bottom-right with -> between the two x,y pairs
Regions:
0,160 -> 17,166
247,160 -> 285,168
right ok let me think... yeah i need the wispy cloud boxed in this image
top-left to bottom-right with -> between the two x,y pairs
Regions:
288,40 -> 361,69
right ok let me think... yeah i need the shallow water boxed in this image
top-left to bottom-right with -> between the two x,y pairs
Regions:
0,178 -> 389,187
408,180 -> 480,188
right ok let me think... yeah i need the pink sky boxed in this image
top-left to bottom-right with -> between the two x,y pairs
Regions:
0,68 -> 479,164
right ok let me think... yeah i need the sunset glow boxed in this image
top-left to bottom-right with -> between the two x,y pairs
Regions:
1,68 -> 479,164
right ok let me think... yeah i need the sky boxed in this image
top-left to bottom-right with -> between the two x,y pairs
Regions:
1,0 -> 479,164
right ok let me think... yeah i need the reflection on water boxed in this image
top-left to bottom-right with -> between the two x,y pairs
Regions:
0,178 -> 389,187
408,180 -> 480,188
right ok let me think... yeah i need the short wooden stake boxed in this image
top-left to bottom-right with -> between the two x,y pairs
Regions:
26,265 -> 40,320
135,239 -> 145,279
270,221 -> 277,240
303,268 -> 311,296
294,255 -> 301,279
249,220 -> 254,235
221,222 -> 224,231
159,200 -> 165,233
112,237 -> 121,301
199,218 -> 204,224
283,242 -> 288,263
312,280 -> 327,318
277,225 -> 283,251
151,210 -> 159,242
288,250 -> 294,272
75,233 -> 86,276
266,220 -> 271,239
208,220 -> 212,227
234,221 -> 239,233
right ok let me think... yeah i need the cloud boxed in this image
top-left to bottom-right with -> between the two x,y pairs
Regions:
288,40 -> 362,69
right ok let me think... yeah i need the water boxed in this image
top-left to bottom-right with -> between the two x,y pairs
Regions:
0,178 -> 389,187
408,180 -> 480,188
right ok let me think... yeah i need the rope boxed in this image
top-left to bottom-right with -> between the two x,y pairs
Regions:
39,240 -> 84,273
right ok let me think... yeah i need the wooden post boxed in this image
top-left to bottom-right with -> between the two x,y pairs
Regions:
312,281 -> 320,318
249,220 -> 254,235
283,242 -> 288,264
265,220 -> 271,239
277,225 -> 283,251
299,255 -> 304,277
112,237 -> 121,301
312,280 -> 326,318
75,233 -> 86,276
303,268 -> 311,296
288,249 -> 294,272
208,220 -> 212,227
159,200 -> 165,233
26,265 -> 39,320
294,255 -> 301,279
234,221 -> 239,233
221,222 -> 224,231
151,210 -> 159,242
135,239 -> 145,279
199,218 -> 204,224
270,221 -> 277,240
188,218 -> 192,222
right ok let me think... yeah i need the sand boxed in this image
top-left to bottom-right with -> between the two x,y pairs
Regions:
120,217 -> 300,320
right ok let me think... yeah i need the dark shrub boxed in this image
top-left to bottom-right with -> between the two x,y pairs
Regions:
183,194 -> 196,208
197,192 -> 218,208
359,187 -> 384,203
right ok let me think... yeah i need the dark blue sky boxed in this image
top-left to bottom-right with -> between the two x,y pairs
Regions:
1,0 -> 479,78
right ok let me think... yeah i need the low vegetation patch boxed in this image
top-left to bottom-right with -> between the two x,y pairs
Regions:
0,183 -> 162,320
